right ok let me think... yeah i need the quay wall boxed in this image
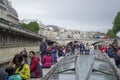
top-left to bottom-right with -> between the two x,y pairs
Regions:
0,46 -> 39,59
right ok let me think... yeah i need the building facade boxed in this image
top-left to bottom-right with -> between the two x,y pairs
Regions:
0,0 -> 19,24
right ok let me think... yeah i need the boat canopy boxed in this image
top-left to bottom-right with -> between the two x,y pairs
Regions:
41,52 -> 120,80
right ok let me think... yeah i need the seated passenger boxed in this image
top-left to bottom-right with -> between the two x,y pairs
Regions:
12,53 -> 30,80
29,51 -> 43,78
42,51 -> 53,68
5,66 -> 22,80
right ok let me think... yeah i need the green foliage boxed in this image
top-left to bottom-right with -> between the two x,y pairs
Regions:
112,12 -> 120,34
19,23 -> 27,28
27,21 -> 39,33
19,21 -> 40,33
106,29 -> 116,38
106,11 -> 120,38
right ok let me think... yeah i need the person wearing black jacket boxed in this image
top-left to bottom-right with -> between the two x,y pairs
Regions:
40,39 -> 47,59
113,49 -> 120,68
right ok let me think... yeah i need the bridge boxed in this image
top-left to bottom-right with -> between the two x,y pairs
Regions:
48,38 -> 113,46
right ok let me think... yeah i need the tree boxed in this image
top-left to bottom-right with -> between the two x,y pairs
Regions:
106,11 -> 120,37
19,21 -> 40,34
112,12 -> 120,34
106,29 -> 116,38
19,23 -> 27,28
27,21 -> 39,33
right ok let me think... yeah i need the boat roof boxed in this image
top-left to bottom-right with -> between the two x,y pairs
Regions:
41,52 -> 120,80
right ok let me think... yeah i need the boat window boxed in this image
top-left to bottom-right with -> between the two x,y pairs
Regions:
48,55 -> 76,80
89,55 -> 118,80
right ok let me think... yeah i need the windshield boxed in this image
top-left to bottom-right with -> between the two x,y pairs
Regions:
43,52 -> 119,80
89,59 -> 117,80
89,53 -> 119,80
48,55 -> 76,80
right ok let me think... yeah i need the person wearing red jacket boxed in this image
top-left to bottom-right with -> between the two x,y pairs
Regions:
100,44 -> 107,53
42,52 -> 53,68
29,51 -> 43,78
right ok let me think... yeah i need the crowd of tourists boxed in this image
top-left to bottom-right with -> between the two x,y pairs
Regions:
0,38 -> 120,80
0,39 -> 67,80
0,50 -> 43,80
70,41 -> 120,69
93,41 -> 120,68
101,42 -> 120,68
70,41 -> 95,55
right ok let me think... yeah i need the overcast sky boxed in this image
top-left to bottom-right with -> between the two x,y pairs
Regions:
10,0 -> 120,33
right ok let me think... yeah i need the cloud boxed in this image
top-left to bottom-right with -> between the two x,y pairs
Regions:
10,0 -> 120,33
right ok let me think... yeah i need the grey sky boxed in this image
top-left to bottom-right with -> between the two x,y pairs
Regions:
10,0 -> 120,33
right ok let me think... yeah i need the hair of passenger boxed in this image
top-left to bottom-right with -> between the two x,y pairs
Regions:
13,53 -> 23,64
29,51 -> 35,55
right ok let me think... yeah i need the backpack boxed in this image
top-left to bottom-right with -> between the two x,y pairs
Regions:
30,63 -> 43,78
